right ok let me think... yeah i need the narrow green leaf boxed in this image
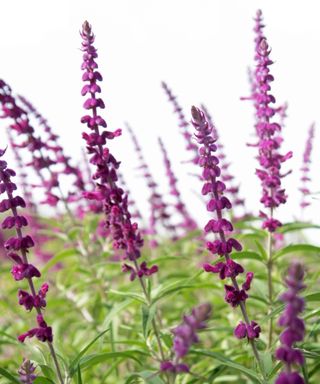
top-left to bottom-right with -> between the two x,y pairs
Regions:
279,222 -> 320,234
141,304 -> 156,338
69,328 -> 109,377
190,349 -> 263,383
231,251 -> 263,262
102,299 -> 133,329
39,364 -> 56,381
77,365 -> 83,384
304,292 -> 320,302
273,244 -> 320,261
125,370 -> 165,384
0,368 -> 20,383
34,378 -> 55,384
79,350 -> 147,370
42,248 -> 80,273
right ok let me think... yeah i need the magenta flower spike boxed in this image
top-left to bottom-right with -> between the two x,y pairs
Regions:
126,123 -> 175,242
201,104 -> 245,209
300,123 -> 315,210
191,106 -> 263,369
80,21 -> 157,280
160,303 -> 211,374
0,148 -> 63,383
253,37 -> 292,232
158,137 -> 197,232
18,359 -> 37,384
161,82 -> 199,164
18,95 -> 87,203
0,80 -> 61,209
275,262 -> 306,384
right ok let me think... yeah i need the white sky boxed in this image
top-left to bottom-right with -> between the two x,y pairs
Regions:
1,0 -> 320,229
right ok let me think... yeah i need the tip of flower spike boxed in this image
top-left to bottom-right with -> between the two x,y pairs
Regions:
82,20 -> 91,33
191,105 -> 201,121
0,147 -> 8,157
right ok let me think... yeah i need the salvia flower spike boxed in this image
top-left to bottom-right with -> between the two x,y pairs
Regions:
201,104 -> 245,209
0,148 -> 63,383
191,106 -> 264,372
158,137 -> 197,232
300,123 -> 315,211
275,262 -> 306,384
162,82 -> 199,164
18,95 -> 87,202
160,303 -> 211,374
0,80 -> 61,209
80,21 -> 157,280
18,359 -> 37,384
126,123 -> 175,242
254,37 -> 292,232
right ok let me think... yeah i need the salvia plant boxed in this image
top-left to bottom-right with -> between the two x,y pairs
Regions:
0,9 -> 319,384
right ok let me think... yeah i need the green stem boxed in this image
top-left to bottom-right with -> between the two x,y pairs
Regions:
267,207 -> 274,349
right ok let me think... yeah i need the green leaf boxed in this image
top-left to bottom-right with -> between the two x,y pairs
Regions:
79,350 -> 147,370
77,365 -> 83,384
109,289 -> 146,303
304,292 -> 320,302
0,368 -> 20,383
254,240 -> 268,260
231,251 -> 263,262
69,328 -> 109,377
34,378 -> 55,384
261,352 -> 273,376
279,222 -> 320,234
42,248 -> 80,273
39,364 -> 56,381
141,304 -> 156,338
190,349 -> 263,383
102,299 -> 133,329
273,244 -> 320,260
125,370 -> 165,384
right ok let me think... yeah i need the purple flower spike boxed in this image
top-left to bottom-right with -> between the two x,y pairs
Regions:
126,123 -> 175,241
18,95 -> 87,206
160,303 -> 211,374
80,21 -> 157,279
275,262 -> 306,384
300,123 -> 315,210
201,104 -> 245,209
191,106 -> 261,340
158,137 -> 197,233
161,82 -> 199,164
0,149 -> 55,348
18,359 -> 37,384
251,14 -> 291,231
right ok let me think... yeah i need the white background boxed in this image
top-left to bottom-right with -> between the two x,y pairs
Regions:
1,0 -> 320,229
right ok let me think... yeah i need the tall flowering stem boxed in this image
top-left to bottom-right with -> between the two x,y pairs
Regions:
161,82 -> 199,164
0,148 -> 63,384
126,123 -> 175,242
18,95 -> 86,197
0,80 -> 62,209
300,123 -> 315,212
80,21 -> 166,366
158,137 -> 197,233
254,36 -> 292,348
191,106 -> 264,376
160,303 -> 211,376
7,128 -> 53,263
275,262 -> 306,384
201,104 -> 245,210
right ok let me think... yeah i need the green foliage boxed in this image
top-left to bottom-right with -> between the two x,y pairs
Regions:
1,213 -> 320,383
